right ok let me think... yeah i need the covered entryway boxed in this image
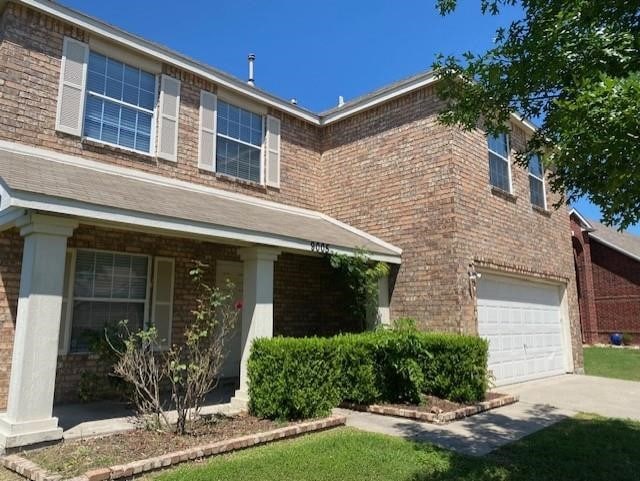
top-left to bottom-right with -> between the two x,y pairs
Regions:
477,273 -> 569,386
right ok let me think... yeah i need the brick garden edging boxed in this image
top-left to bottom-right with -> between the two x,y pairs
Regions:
341,394 -> 518,424
1,415 -> 346,481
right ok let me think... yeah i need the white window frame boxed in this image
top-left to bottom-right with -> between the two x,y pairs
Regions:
82,51 -> 159,156
63,248 -> 153,354
488,133 -> 513,194
528,154 -> 547,209
215,98 -> 265,184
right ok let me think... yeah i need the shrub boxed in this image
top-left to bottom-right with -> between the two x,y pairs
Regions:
248,337 -> 341,420
249,325 -> 489,419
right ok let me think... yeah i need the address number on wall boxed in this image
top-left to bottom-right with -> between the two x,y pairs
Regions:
310,242 -> 331,254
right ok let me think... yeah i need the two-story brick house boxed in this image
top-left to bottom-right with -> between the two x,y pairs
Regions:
0,0 -> 582,449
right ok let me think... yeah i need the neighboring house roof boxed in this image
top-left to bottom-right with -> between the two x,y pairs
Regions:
570,209 -> 640,263
0,0 -> 536,132
0,142 -> 401,263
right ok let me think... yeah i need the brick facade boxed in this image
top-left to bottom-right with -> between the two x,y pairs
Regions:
321,86 -> 582,368
571,216 -> 640,344
0,1 -> 584,407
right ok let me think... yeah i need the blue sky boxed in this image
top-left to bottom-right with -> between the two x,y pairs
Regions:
59,0 -> 638,234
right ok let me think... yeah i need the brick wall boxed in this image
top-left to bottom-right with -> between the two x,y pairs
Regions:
321,86 -> 460,332
321,86 -> 583,368
590,240 -> 640,343
0,3 -> 322,210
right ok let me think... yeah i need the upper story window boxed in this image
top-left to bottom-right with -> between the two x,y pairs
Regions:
216,100 -> 264,183
83,52 -> 157,153
528,154 -> 546,209
487,133 -> 512,193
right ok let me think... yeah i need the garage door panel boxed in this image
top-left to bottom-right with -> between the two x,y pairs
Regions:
478,274 -> 566,386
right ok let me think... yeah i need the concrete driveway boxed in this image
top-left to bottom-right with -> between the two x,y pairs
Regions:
505,374 -> 640,421
338,374 -> 640,456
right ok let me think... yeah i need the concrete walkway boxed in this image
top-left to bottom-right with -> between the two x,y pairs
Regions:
337,374 -> 640,456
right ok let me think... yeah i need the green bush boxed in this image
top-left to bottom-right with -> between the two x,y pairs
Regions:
248,337 -> 341,420
248,325 -> 489,420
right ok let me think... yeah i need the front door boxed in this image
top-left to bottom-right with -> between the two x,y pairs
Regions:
216,260 -> 243,378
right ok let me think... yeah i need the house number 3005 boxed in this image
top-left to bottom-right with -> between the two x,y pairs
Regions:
310,242 -> 330,254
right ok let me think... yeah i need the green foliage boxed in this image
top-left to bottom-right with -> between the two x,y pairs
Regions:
433,0 -> 640,228
248,325 -> 489,419
622,333 -> 634,346
248,337 -> 342,420
329,249 -> 390,329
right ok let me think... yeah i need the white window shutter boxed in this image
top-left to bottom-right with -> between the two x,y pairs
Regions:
55,37 -> 89,136
151,257 -> 174,350
58,249 -> 76,355
198,90 -> 217,172
265,115 -> 281,187
157,75 -> 180,162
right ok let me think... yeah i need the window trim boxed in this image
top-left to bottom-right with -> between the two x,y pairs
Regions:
82,51 -> 159,156
214,98 -> 266,185
63,247 -> 153,354
528,154 -> 547,210
488,133 -> 513,194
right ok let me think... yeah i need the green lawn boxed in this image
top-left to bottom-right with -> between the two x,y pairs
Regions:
150,414 -> 640,481
584,346 -> 640,381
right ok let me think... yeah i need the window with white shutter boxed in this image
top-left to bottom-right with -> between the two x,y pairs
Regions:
151,257 -> 174,350
198,90 -> 217,172
265,115 -> 281,188
157,74 -> 181,161
56,37 -> 89,136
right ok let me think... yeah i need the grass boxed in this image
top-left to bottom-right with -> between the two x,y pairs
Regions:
145,414 -> 640,481
584,346 -> 640,381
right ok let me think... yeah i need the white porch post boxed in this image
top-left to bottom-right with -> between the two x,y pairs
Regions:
0,214 -> 77,450
377,275 -> 391,327
232,246 -> 280,405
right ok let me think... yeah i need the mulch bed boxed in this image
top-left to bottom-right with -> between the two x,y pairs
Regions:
20,413 -> 295,478
342,392 -> 518,424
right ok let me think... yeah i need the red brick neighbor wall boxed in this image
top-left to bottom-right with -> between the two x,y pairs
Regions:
590,241 -> 640,343
0,3 -> 323,211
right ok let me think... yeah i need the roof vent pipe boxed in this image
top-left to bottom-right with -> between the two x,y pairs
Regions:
338,95 -> 345,107
247,53 -> 256,86
290,98 -> 298,105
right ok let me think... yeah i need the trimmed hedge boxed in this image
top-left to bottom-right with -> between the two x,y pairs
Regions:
248,328 -> 489,420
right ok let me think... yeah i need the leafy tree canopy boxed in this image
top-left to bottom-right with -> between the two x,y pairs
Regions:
433,0 -> 640,228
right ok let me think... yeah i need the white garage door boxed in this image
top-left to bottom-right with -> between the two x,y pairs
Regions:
477,274 -> 567,386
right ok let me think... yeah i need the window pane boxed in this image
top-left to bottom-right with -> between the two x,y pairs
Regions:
489,152 -> 510,192
529,154 -> 544,178
488,133 -> 508,158
530,176 -> 545,208
83,51 -> 155,152
216,137 -> 261,183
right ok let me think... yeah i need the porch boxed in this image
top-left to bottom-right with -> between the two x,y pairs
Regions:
0,142 -> 402,450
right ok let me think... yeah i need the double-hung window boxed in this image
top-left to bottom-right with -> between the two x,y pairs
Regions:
69,249 -> 149,352
83,51 -> 156,154
528,154 -> 546,208
216,100 -> 264,183
487,133 -> 512,193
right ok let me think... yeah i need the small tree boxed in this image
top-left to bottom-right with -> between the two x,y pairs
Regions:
167,262 -> 239,434
329,249 -> 390,330
109,261 -> 240,434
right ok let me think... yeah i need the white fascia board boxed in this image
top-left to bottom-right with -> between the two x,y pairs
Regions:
569,208 -> 594,231
588,234 -> 640,264
7,191 -> 401,264
16,0 -> 318,124
0,207 -> 27,231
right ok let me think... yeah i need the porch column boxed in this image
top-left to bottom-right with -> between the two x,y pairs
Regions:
0,214 -> 77,450
377,275 -> 391,327
232,246 -> 281,404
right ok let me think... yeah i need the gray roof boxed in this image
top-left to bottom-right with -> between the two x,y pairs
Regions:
588,219 -> 640,261
0,147 -> 400,259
